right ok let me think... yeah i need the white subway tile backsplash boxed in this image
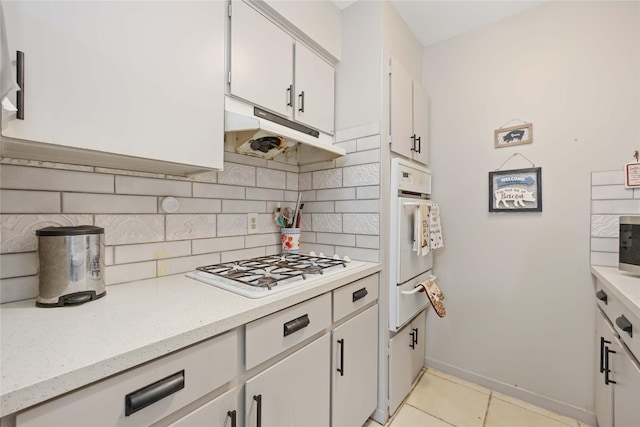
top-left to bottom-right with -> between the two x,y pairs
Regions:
104,246 -> 114,266
636,188 -> 640,199
335,246 -> 380,263
221,247 -> 266,263
591,185 -> 633,200
159,197 -> 221,214
590,251 -> 619,267
316,188 -> 356,201
343,214 -> 379,235
299,160 -> 336,173
284,191 -> 299,202
166,214 -> 216,241
590,237 -> 619,253
1,214 -> 93,253
591,199 -> 640,214
267,160 -> 298,173
193,183 -> 246,200
157,253 -> 218,276
1,165 -> 114,193
222,200 -> 267,213
246,188 -> 285,201
300,213 -> 312,232
335,199 -> 379,213
246,233 -> 280,248
0,252 -> 38,279
287,172 -> 299,191
300,242 -> 335,256
63,193 -> 157,214
592,170 -> 624,186
313,169 -> 343,189
2,157 -> 93,172
335,140 -> 357,154
217,214 -> 248,237
303,201 -> 335,213
343,163 -> 380,187
218,163 -> 256,186
1,190 -> 60,213
0,276 -> 38,303
591,215 -> 619,238
356,235 -> 380,249
115,176 -> 191,197
258,213 -> 280,234
96,215 -> 164,245
114,241 -> 191,264
357,186 -> 380,200
188,171 -> 218,183
301,190 -> 317,202
95,167 -> 164,178
300,230 -> 316,243
192,236 -> 245,255
105,261 -> 156,285
335,149 -> 380,168
298,173 -> 312,191
312,213 -> 342,232
316,232 -> 356,247
257,168 -> 286,189
357,134 -> 381,151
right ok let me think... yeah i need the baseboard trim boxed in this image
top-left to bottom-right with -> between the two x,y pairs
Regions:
425,357 -> 596,426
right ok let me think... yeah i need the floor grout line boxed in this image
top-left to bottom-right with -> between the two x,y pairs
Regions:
482,391 -> 493,427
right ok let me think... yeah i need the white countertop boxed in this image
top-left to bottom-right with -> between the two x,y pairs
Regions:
591,265 -> 640,319
0,262 -> 381,417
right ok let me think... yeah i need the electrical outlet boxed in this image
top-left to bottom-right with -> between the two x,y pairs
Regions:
247,213 -> 259,234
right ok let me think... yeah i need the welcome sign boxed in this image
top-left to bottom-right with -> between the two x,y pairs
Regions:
489,167 -> 542,212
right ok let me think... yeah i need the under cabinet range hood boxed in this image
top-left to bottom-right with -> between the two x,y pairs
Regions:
224,97 -> 345,165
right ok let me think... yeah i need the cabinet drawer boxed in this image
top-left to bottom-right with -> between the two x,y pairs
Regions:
16,330 -> 238,427
168,388 -> 237,427
245,293 -> 331,370
595,282 -> 640,358
333,274 -> 379,322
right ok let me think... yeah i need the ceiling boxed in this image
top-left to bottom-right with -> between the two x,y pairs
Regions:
332,0 -> 547,47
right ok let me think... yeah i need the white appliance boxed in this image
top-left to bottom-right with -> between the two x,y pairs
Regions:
389,158 -> 435,331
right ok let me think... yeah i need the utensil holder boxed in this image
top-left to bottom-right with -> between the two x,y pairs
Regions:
281,228 -> 301,254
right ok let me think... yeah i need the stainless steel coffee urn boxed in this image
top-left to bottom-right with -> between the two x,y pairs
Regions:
36,225 -> 106,307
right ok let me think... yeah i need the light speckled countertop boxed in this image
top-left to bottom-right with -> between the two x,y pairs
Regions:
591,266 -> 640,318
0,262 -> 380,417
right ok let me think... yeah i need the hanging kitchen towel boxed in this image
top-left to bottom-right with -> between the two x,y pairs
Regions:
421,278 -> 446,318
420,202 -> 430,256
428,203 -> 444,250
0,3 -> 19,114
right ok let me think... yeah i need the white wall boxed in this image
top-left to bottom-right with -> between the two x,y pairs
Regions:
422,0 -> 639,422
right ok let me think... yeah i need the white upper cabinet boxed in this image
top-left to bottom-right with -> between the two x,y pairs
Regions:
390,57 -> 429,166
2,1 -> 225,175
229,1 -> 335,135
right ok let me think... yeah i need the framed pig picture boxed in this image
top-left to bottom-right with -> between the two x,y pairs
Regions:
494,123 -> 533,148
489,167 -> 542,212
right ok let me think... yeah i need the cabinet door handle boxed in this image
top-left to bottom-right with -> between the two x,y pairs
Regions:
287,84 -> 294,107
283,314 -> 310,337
352,287 -> 368,302
600,336 -> 611,373
410,134 -> 417,152
596,290 -> 608,304
124,370 -> 185,416
16,51 -> 24,120
604,346 -> 617,385
616,315 -> 633,337
409,330 -> 416,349
227,410 -> 237,427
298,91 -> 305,112
253,395 -> 262,427
416,136 -> 421,153
337,338 -> 345,376
413,327 -> 419,346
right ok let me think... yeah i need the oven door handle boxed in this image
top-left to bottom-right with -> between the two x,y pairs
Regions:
400,276 -> 437,294
403,202 -> 420,207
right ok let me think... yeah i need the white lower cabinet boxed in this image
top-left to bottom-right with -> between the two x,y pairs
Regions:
331,305 -> 378,427
245,334 -> 330,427
168,388 -> 237,427
388,309 -> 426,415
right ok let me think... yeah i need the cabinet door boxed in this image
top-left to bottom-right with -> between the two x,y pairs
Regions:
230,0 -> 293,119
612,336 -> 640,427
2,1 -> 224,170
390,58 -> 415,160
412,82 -> 429,166
169,388 -> 237,427
595,309 -> 615,427
410,309 -> 426,378
245,334 -> 330,427
294,42 -> 335,134
332,305 -> 378,427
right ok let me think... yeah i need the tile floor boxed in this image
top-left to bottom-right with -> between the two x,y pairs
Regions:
366,369 -> 592,427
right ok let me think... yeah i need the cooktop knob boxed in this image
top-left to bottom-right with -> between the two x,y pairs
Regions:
343,256 -> 351,263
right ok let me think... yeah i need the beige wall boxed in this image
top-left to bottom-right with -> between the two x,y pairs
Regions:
422,1 -> 639,423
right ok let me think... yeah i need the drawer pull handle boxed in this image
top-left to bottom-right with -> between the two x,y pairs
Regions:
616,315 -> 633,337
254,395 -> 262,427
596,290 -> 608,304
228,410 -> 237,427
16,51 -> 24,120
125,370 -> 185,416
604,346 -> 617,385
352,287 -> 368,302
283,314 -> 310,337
413,327 -> 419,346
287,85 -> 293,107
600,336 -> 611,373
409,329 -> 416,349
337,338 -> 345,376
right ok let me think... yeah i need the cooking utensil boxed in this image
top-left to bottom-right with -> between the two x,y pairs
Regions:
281,207 -> 294,227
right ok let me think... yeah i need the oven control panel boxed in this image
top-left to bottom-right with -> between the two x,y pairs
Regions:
393,159 -> 431,195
